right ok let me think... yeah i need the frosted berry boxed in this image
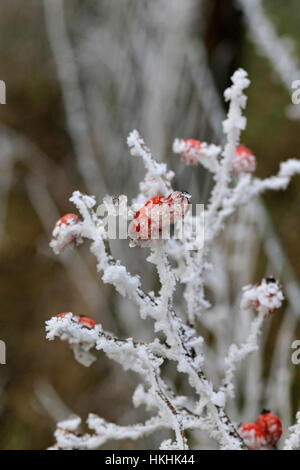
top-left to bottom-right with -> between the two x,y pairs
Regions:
232,145 -> 256,175
183,139 -> 202,152
50,213 -> 83,254
56,312 -> 70,319
173,138 -> 221,173
241,277 -> 284,317
256,410 -> 282,446
131,191 -> 191,240
56,213 -> 81,227
56,312 -> 79,323
238,423 -> 266,450
78,316 -> 96,329
173,138 -> 203,165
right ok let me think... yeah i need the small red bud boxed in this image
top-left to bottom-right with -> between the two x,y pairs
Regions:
78,316 -> 96,329
233,145 -> 256,175
56,312 -> 70,319
56,213 -> 82,228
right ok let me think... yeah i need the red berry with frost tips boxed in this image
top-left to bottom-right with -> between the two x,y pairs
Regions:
51,213 -> 83,254
256,410 -> 282,446
180,139 -> 202,165
173,138 -> 220,172
185,139 -> 202,150
131,191 -> 191,240
238,423 -> 266,450
233,145 -> 256,175
56,312 -> 70,319
56,213 -> 81,227
241,277 -> 284,317
78,316 -> 96,329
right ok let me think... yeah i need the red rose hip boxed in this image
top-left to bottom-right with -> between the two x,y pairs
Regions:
238,423 -> 266,450
78,316 -> 96,329
256,410 -> 282,446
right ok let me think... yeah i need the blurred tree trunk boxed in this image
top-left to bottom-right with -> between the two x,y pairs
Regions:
204,0 -> 244,95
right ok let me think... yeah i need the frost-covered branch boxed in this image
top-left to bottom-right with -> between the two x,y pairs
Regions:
46,68 -> 300,450
50,406 -> 215,450
206,68 -> 250,230
283,412 -> 300,450
221,313 -> 265,400
238,0 -> 300,119
128,130 -> 173,198
238,0 -> 300,90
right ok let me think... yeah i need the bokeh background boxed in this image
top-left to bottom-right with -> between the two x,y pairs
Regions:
0,0 -> 299,449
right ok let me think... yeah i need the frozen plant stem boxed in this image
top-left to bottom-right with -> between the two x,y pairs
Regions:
206,69 -> 249,232
221,312 -> 265,400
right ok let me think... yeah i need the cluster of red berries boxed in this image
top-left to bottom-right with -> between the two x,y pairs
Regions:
238,410 -> 282,449
175,139 -> 256,174
56,312 -> 96,329
131,191 -> 191,240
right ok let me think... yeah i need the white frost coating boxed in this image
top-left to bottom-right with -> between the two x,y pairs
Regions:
50,215 -> 83,255
221,312 -> 265,400
283,412 -> 300,450
51,409 -> 212,450
47,68 -> 300,450
160,439 -> 183,450
250,159 -> 300,195
139,170 -> 174,199
127,129 -> 172,196
46,314 -> 99,366
206,69 -> 250,236
57,415 -> 82,432
102,265 -> 140,298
